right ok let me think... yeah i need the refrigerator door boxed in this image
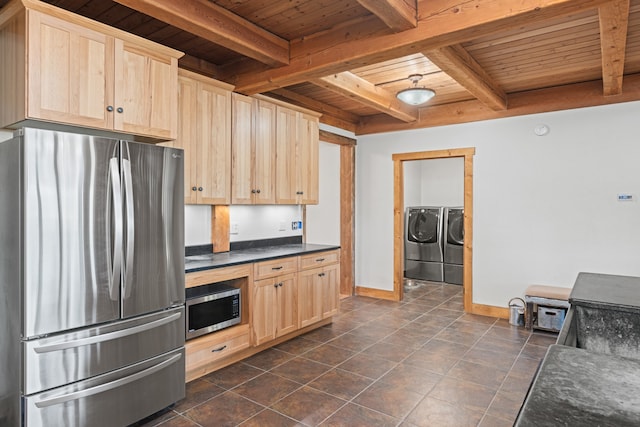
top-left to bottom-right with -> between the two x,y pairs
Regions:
23,306 -> 184,395
23,128 -> 121,338
23,347 -> 185,427
121,141 -> 184,318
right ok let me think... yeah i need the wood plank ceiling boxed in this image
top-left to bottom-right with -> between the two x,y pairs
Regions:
5,0 -> 639,135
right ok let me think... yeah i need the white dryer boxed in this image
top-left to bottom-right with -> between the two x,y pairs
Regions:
404,206 -> 444,282
443,207 -> 464,285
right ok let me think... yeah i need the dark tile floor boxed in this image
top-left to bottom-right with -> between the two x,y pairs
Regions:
136,282 -> 556,427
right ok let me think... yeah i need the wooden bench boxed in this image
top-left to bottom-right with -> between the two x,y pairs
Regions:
524,285 -> 572,331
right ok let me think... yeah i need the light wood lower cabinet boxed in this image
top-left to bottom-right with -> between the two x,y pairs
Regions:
252,273 -> 298,346
299,251 -> 341,327
185,250 -> 340,381
185,324 -> 250,382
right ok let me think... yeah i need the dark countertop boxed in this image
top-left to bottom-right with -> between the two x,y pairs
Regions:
515,344 -> 640,426
185,243 -> 340,273
570,272 -> 640,311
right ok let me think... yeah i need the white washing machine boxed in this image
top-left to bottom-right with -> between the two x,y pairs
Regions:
404,206 -> 444,282
443,207 -> 464,285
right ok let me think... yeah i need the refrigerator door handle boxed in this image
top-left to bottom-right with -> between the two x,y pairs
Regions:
108,158 -> 123,301
122,156 -> 135,299
32,311 -> 181,354
33,352 -> 182,408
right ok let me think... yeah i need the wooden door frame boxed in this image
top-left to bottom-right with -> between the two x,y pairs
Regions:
318,129 -> 356,296
392,148 -> 475,311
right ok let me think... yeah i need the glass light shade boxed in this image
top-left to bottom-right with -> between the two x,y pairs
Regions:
396,87 -> 436,106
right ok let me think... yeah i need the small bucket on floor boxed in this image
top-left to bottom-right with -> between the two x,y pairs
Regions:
508,297 -> 525,326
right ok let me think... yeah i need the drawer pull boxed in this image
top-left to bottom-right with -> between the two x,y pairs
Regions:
211,345 -> 227,353
316,258 -> 325,262
272,266 -> 283,270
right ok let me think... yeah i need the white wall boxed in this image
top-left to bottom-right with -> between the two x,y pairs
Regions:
419,157 -> 464,206
404,157 -> 464,207
356,101 -> 640,307
306,141 -> 341,245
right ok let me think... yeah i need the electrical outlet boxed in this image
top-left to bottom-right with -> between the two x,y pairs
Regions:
291,221 -> 298,230
230,223 -> 239,234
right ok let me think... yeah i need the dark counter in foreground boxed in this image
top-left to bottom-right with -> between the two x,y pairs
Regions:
515,345 -> 640,426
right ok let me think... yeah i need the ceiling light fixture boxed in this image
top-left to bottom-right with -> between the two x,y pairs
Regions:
396,74 -> 435,106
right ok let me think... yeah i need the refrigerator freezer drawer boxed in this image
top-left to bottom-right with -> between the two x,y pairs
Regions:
23,307 -> 184,395
24,348 -> 185,427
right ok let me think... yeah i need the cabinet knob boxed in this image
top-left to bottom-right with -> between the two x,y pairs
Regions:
192,186 -> 197,192
319,273 -> 325,277
274,283 -> 278,288
198,187 -> 203,192
106,106 -> 114,112
279,282 -> 283,287
256,189 -> 261,194
251,189 -> 256,194
116,107 -> 124,113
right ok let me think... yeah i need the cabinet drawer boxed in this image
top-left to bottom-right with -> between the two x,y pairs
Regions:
186,326 -> 250,372
254,256 -> 298,280
299,250 -> 340,270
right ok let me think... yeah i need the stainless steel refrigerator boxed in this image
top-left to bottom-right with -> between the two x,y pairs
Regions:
0,128 -> 186,426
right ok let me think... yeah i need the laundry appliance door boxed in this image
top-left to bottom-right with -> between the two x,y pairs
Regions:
407,208 -> 440,244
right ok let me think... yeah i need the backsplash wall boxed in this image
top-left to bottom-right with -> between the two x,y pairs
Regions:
184,204 -> 303,247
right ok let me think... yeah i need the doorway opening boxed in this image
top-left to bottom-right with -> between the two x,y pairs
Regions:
392,148 -> 475,312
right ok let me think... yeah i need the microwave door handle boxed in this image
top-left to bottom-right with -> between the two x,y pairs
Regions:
33,311 -> 181,353
122,155 -> 135,299
108,158 -> 123,301
33,352 -> 182,408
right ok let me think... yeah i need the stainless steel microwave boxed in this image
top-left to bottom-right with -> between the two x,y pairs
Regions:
185,283 -> 241,340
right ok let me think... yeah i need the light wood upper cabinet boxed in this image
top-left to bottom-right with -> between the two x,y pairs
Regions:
275,106 -> 299,204
298,112 -> 319,204
231,94 -> 276,204
25,11 -> 114,131
176,69 -> 233,205
275,106 -> 320,205
113,40 -> 177,139
0,2 -> 183,141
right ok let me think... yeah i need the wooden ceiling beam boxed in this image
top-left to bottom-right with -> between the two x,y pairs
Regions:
426,44 -> 507,110
598,0 -> 630,96
267,88 -> 360,132
112,0 -> 289,67
313,72 -> 418,122
319,129 -> 357,146
356,73 -> 640,134
231,0 -> 609,94
356,0 -> 417,31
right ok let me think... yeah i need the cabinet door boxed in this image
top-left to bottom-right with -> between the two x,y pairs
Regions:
252,278 -> 277,346
27,11 -> 113,130
276,273 -> 298,338
321,264 -> 340,318
298,112 -> 319,204
253,100 -> 276,204
275,106 -> 298,204
113,39 -> 177,140
175,75 -> 199,204
198,81 -> 231,204
231,93 -> 254,204
298,269 -> 323,328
